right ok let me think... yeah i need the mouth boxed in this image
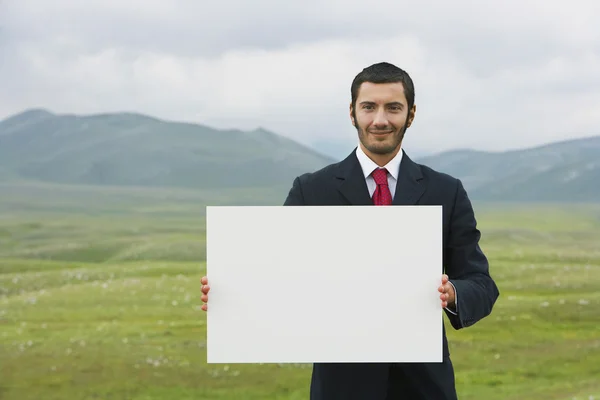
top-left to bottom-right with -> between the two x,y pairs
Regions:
369,131 -> 393,136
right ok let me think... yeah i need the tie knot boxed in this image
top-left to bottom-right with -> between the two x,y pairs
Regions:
371,168 -> 388,185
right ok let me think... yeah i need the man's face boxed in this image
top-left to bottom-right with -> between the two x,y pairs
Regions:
350,82 -> 416,157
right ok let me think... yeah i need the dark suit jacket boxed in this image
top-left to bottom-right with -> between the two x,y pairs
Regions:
283,149 -> 500,400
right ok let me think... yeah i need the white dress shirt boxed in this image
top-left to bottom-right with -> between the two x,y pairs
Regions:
355,144 -> 458,315
355,143 -> 403,198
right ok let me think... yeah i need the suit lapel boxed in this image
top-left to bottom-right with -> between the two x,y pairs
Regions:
392,151 -> 426,205
335,149 -> 374,205
335,148 -> 427,206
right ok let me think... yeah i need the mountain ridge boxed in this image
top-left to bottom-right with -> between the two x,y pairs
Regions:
417,134 -> 600,202
1,108 -> 599,202
0,108 -> 335,189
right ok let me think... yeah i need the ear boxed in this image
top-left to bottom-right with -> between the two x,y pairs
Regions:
349,103 -> 356,126
406,104 -> 417,128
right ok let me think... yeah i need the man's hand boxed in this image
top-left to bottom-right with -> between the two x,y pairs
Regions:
200,276 -> 210,311
438,274 -> 456,309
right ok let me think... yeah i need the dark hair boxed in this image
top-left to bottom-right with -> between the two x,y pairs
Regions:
351,62 -> 415,111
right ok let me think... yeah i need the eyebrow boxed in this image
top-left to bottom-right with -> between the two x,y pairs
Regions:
359,101 -> 404,108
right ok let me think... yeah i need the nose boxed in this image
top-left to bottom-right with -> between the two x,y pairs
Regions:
373,109 -> 388,128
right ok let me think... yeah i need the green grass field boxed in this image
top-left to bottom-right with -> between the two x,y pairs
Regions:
1,183 -> 599,399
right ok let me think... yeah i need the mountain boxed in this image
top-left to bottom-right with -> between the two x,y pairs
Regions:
0,109 -> 335,189
416,136 -> 600,202
2,108 -> 599,202
310,139 -> 357,161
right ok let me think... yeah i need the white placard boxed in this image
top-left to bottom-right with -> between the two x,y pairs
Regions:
206,205 -> 443,364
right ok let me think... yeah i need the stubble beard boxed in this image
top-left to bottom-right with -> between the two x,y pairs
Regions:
357,124 -> 406,155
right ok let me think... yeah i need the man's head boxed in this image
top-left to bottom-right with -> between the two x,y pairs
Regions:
349,62 -> 416,164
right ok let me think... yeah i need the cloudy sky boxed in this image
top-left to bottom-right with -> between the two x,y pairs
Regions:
1,0 -> 599,155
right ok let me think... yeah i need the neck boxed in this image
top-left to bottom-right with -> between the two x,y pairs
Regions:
360,143 -> 401,167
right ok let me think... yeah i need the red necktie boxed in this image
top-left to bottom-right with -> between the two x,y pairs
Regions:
371,168 -> 392,205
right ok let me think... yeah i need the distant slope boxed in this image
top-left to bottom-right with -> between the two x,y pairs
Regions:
0,109 -> 335,189
3,108 -> 599,202
416,136 -> 600,202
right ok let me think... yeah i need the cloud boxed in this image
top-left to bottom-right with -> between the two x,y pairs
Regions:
1,0 -> 599,153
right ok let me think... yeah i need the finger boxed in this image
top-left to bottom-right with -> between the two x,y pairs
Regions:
201,304 -> 207,311
201,285 -> 210,294
201,294 -> 208,303
438,285 -> 445,293
444,282 -> 453,295
201,276 -> 208,285
441,274 -> 449,284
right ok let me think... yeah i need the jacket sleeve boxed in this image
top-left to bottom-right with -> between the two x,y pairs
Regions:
444,179 -> 500,330
283,176 -> 306,206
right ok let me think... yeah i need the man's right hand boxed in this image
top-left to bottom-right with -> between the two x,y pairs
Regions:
200,276 -> 210,311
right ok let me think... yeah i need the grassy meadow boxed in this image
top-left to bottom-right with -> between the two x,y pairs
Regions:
1,182 -> 599,399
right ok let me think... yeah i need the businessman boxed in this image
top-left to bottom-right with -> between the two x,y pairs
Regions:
200,62 -> 499,399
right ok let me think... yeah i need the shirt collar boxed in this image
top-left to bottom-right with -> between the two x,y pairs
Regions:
355,144 -> 403,180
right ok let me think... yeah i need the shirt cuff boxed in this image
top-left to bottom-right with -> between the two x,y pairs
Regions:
444,281 -> 458,315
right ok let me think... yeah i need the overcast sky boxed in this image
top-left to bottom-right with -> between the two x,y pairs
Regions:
1,0 -> 599,154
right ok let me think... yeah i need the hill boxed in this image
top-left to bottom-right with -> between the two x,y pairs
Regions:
416,136 -> 600,202
1,108 -> 599,202
0,109 -> 335,189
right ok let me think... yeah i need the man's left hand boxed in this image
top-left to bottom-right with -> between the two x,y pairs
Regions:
438,274 -> 456,309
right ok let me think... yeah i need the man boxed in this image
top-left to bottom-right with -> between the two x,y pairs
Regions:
200,62 -> 499,399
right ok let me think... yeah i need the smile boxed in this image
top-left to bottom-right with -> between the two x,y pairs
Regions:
369,131 -> 393,135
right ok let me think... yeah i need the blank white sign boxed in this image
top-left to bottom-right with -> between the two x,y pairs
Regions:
206,205 -> 443,364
